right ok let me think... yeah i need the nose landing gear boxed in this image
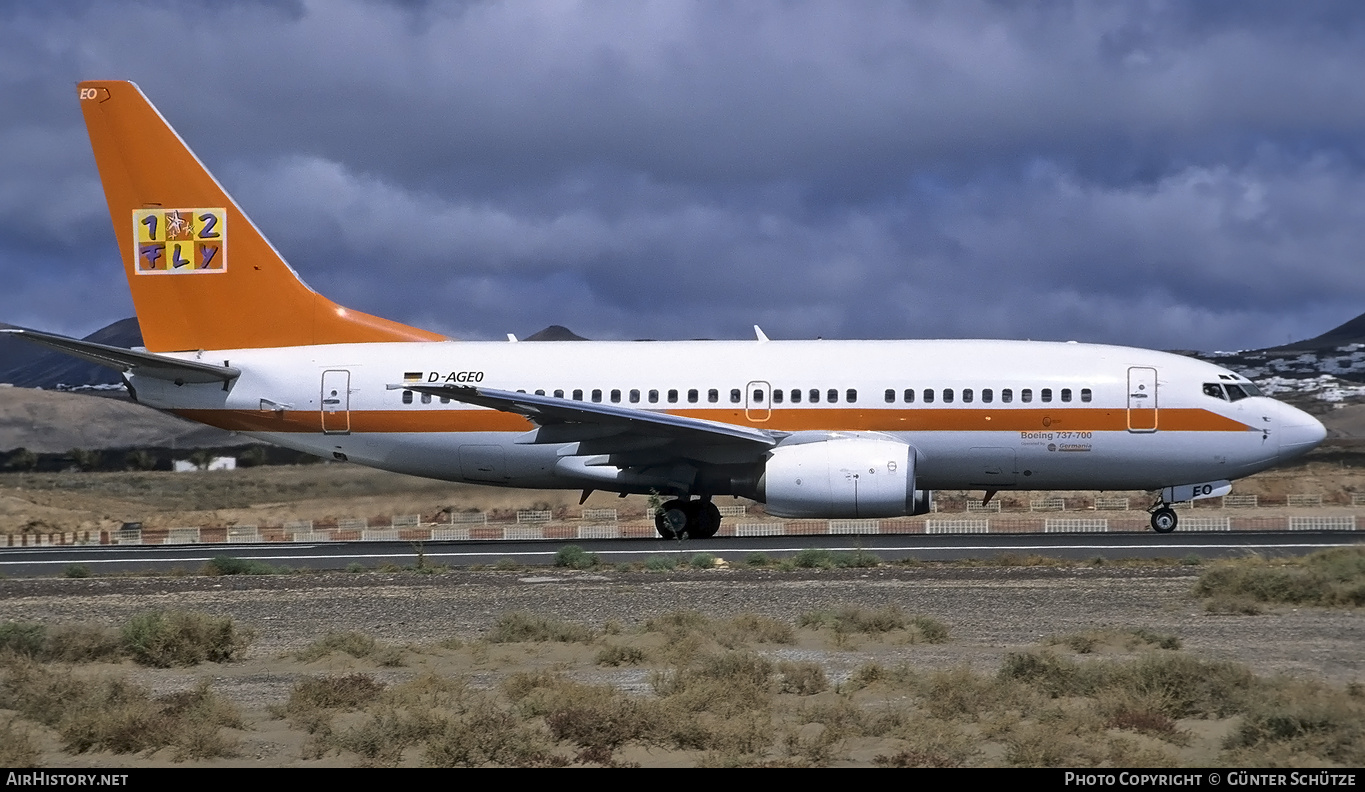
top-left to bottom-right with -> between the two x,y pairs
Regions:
1149,503 -> 1178,534
654,497 -> 723,539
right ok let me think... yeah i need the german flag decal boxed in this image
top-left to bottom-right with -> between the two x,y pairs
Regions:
132,208 -> 226,274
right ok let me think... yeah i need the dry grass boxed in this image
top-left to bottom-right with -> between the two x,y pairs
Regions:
1045,627 -> 1182,654
4,605 -> 1361,767
1194,547 -> 1365,608
121,610 -> 253,667
2,612 -> 251,667
0,717 -> 41,767
0,657 -> 242,761
484,612 -> 596,644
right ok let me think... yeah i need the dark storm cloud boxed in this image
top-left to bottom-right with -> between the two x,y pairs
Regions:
0,0 -> 1363,349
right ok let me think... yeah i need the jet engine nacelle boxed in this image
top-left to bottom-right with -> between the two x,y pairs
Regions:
760,436 -> 926,518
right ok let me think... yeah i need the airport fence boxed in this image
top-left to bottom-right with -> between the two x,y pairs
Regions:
6,493 -> 1363,546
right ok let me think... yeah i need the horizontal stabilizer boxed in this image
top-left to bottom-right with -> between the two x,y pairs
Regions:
1,328 -> 239,384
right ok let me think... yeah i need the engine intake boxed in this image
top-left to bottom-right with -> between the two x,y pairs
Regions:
759,436 -> 927,518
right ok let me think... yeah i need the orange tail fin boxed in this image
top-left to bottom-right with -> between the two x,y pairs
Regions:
78,80 -> 444,353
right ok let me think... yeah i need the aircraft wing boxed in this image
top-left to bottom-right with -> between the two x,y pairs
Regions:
390,383 -> 780,450
0,328 -> 240,385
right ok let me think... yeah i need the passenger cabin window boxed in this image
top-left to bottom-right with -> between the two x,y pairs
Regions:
962,388 -> 974,403
773,389 -> 784,404
809,389 -> 820,403
1060,388 -> 1071,402
668,389 -> 679,403
610,389 -> 621,403
943,388 -> 954,403
648,389 -> 659,403
1021,389 -> 1032,403
573,389 -> 583,401
1041,388 -> 1052,403
1001,388 -> 1012,403
903,389 -> 915,403
827,389 -> 839,403
708,389 -> 719,403
402,390 -> 413,404
629,389 -> 640,403
1080,388 -> 1092,403
790,389 -> 801,403
885,389 -> 895,403
441,396 -> 450,404
731,389 -> 742,403
982,388 -> 993,403
534,389 -> 545,396
421,392 -> 432,404
753,389 -> 765,403
923,389 -> 935,404
846,389 -> 857,403
688,389 -> 699,403
553,389 -> 564,398
591,389 -> 602,403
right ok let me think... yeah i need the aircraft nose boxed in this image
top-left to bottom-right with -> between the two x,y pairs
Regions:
1277,404 -> 1327,463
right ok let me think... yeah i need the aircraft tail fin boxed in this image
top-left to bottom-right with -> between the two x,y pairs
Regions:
77,80 -> 444,352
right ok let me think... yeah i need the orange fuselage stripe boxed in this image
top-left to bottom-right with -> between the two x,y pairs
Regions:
172,406 -> 1253,435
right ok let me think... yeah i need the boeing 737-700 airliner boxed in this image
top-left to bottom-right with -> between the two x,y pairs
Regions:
3,81 -> 1328,538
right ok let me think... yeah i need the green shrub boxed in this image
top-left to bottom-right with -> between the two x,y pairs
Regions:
63,564 -> 91,579
203,555 -> 279,576
644,556 -> 678,571
790,548 -> 835,568
120,610 -> 252,667
744,553 -> 772,567
555,545 -> 598,570
0,623 -> 47,658
689,553 -> 717,570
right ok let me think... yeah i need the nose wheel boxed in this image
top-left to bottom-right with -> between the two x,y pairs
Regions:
1149,506 -> 1178,534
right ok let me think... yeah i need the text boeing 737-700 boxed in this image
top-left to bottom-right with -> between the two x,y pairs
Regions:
3,81 -> 1327,538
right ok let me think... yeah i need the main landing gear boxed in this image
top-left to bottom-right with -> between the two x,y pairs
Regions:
654,497 -> 722,540
1149,504 -> 1178,534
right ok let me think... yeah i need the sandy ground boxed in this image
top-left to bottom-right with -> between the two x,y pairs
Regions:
1,565 -> 1361,767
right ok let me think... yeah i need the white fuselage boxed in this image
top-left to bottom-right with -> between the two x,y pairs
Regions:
126,338 -> 1326,498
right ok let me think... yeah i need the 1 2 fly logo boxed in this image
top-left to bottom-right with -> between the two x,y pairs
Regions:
132,209 -> 226,274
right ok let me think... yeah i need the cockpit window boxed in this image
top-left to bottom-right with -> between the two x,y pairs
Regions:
1224,384 -> 1249,402
1241,382 -> 1263,397
1203,383 -> 1228,401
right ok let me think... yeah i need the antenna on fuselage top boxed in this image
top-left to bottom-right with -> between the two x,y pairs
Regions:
754,325 -> 769,343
